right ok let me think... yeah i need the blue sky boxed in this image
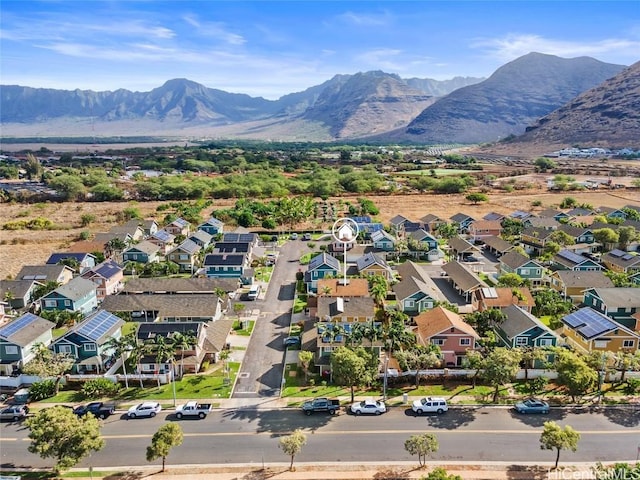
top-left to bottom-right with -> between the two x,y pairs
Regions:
1,1 -> 639,99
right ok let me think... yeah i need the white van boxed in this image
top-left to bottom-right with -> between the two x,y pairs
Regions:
411,397 -> 448,415
247,285 -> 261,300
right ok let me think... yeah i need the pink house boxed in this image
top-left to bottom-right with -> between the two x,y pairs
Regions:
468,220 -> 503,243
81,260 -> 124,301
413,306 -> 480,367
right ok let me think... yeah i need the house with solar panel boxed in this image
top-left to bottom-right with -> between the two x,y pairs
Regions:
148,229 -> 176,254
601,249 -> 640,273
16,264 -> 74,286
50,310 -> 124,373
197,217 -> 224,236
46,252 -> 97,273
551,250 -> 603,271
560,307 -> 639,354
39,276 -> 98,315
81,259 -> 124,301
356,252 -> 394,281
164,217 -> 191,237
0,313 -> 55,375
582,287 -> 640,331
203,252 -> 253,284
370,229 -> 396,252
304,253 -> 341,294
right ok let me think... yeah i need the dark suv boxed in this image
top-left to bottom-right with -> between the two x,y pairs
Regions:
73,402 -> 116,419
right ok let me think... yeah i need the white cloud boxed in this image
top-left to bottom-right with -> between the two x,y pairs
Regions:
181,14 -> 246,45
335,11 -> 392,27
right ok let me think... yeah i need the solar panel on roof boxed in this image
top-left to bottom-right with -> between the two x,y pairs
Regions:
0,313 -> 40,338
609,250 -> 625,258
558,250 -> 586,264
622,254 -> 635,261
563,312 -> 586,328
76,310 -> 120,341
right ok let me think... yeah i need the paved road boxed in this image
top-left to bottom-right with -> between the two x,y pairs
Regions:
2,407 -> 638,469
231,239 -> 307,398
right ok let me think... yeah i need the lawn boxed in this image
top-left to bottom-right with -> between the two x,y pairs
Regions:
232,320 -> 255,336
42,363 -> 241,405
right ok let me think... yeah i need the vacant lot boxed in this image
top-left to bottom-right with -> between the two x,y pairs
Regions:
1,188 -> 639,280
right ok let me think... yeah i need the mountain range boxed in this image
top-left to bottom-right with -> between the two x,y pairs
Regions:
1,52 -> 636,147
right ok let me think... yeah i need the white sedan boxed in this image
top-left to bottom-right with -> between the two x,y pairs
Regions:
127,401 -> 161,418
350,399 -> 386,415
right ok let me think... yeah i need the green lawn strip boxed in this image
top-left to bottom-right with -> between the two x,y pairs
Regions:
232,319 -> 254,336
120,321 -> 137,336
52,327 -> 67,339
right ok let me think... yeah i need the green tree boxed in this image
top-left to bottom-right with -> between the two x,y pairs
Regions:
559,196 -> 577,208
482,347 -> 522,402
28,379 -> 56,401
465,192 -> 488,204
534,157 -> 557,172
395,346 -> 442,387
532,290 -> 573,318
436,222 -> 459,239
497,272 -> 525,287
554,349 -> 598,402
423,467 -> 463,480
33,280 -> 61,300
278,429 -> 307,471
593,228 -> 619,250
298,350 -> 314,385
404,433 -> 439,468
81,377 -> 120,399
146,423 -> 184,472
25,153 -> 44,180
465,309 -> 506,338
80,213 -> 97,227
331,346 -> 374,402
25,406 -> 104,473
540,421 -> 580,469
22,343 -> 74,393
617,226 -> 638,251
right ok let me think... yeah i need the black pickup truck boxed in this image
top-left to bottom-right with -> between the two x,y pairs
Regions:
301,397 -> 341,416
73,402 -> 116,419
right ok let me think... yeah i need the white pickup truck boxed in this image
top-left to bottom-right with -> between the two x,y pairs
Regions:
174,401 -> 213,419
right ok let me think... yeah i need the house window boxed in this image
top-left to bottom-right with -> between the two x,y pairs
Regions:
520,268 -> 529,275
5,345 -> 18,355
179,254 -> 189,260
431,338 -> 445,346
539,338 -> 554,346
44,300 -> 56,308
64,300 -> 71,307
59,345 -> 73,354
84,344 -> 97,352
131,254 -> 138,260
623,340 -> 635,349
515,337 -> 528,346
459,338 -> 471,346
406,300 -> 415,308
594,340 -> 608,348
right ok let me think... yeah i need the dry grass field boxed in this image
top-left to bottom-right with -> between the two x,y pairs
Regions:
2,185 -> 639,281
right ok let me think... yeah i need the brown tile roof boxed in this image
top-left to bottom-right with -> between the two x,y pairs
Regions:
476,287 -> 535,309
414,306 -> 479,341
316,278 -> 370,297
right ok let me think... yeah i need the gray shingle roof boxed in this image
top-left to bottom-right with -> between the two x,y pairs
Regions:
501,305 -> 556,340
102,294 -> 220,319
553,270 -> 613,289
50,277 -> 96,301
441,261 -> 487,293
0,313 -> 54,347
123,277 -> 239,294
482,236 -> 514,253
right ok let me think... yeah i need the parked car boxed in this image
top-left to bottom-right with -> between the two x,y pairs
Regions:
302,233 -> 312,241
301,398 -> 340,416
247,284 -> 261,301
73,402 -> 116,419
174,401 -> 212,419
412,397 -> 448,415
290,233 -> 298,240
283,336 -> 301,348
0,405 -> 28,421
463,255 -> 480,263
514,398 -> 550,414
127,402 -> 161,418
350,399 -> 386,415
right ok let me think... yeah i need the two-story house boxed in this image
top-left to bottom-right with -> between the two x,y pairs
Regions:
549,270 -> 613,305
408,229 -> 439,252
450,213 -> 475,233
103,293 -> 223,323
356,252 -> 394,281
370,229 -> 396,252
203,252 -> 253,284
188,230 -> 213,250
583,287 -> 640,331
413,306 -> 479,367
81,259 -> 124,301
51,309 -> 124,373
46,252 -> 97,273
0,279 -> 42,310
558,224 -> 595,245
601,249 -> 640,273
17,264 -> 74,286
40,276 -> 98,315
538,208 -> 570,222
498,251 -> 544,285
468,220 -> 503,244
167,239 -> 201,273
419,214 -> 446,233
520,227 -> 555,256
496,305 -> 561,353
164,218 -> 191,237
148,229 -> 176,254
304,253 -> 341,294
197,217 -> 224,236
551,250 -> 603,271
389,215 -> 412,236
560,307 -> 639,354
393,261 -> 446,316
0,313 -> 55,375
122,240 -> 161,264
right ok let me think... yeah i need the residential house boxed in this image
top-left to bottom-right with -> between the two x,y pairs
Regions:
583,287 -> 640,331
136,322 -> 208,375
313,296 -> 378,372
496,305 -> 561,355
483,212 -> 505,222
538,208 -> 569,222
94,232 -> 134,251
522,217 -> 560,230
122,241 -> 161,264
148,229 -> 176,254
473,287 -> 535,313
389,215 -> 411,236
188,230 -> 213,250
40,277 -> 98,314
0,313 -> 54,375
370,229 -> 396,251
102,293 -> 223,323
468,220 -> 502,243
552,250 -> 603,271
448,237 -> 479,261
122,277 -> 239,297
520,227 -> 555,255
356,252 -> 394,281
630,271 -> 640,286
51,309 -> 124,373
482,236 -> 514,258
203,253 -> 253,284
221,232 -> 259,246
164,217 -> 191,237
141,219 -> 159,237
68,239 -> 110,259
393,261 -> 446,316
413,306 -> 479,367
17,264 -> 74,285
601,249 -> 640,273
167,239 -> 201,273
81,259 -> 124,301
450,213 -> 475,233
566,207 -> 595,217
595,206 -> 627,220
304,253 -> 341,294
46,253 -> 96,272
316,278 -> 369,298
510,210 -> 535,221
350,216 -> 384,237
549,270 -> 614,305
441,261 -> 488,302
198,217 -> 224,236
108,220 -> 146,242
498,251 -> 544,285
212,242 -> 252,255
408,229 -> 439,253
560,307 -> 639,354
419,214 -> 446,233
0,279 -> 42,310
558,224 -> 595,245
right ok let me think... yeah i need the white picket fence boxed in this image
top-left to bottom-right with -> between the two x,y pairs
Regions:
0,372 -> 171,388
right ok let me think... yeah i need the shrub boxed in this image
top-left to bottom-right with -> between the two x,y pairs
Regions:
29,379 -> 56,401
623,378 -> 640,395
199,361 -> 210,373
81,378 -> 120,399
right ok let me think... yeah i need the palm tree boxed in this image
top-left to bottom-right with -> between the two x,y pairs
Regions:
150,335 -> 178,405
171,331 -> 196,378
104,333 -> 137,389
363,319 -> 383,350
368,275 -> 388,309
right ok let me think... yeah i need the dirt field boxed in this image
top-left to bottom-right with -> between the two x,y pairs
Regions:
1,188 -> 639,280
